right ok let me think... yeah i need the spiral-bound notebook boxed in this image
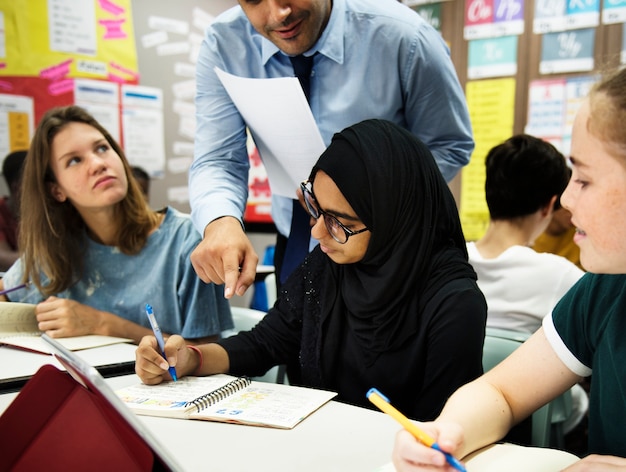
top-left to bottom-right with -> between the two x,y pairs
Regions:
115,374 -> 337,429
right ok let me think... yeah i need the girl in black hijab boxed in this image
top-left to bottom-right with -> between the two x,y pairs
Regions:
136,119 -> 487,421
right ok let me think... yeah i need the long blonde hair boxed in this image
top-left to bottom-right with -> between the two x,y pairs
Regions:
19,105 -> 160,295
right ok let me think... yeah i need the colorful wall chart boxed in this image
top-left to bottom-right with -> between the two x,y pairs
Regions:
464,0 -> 525,40
534,0 -> 600,33
1,0 -> 138,83
540,28 -> 596,74
525,75 -> 597,157
461,78 -> 516,241
468,35 -> 518,78
0,93 -> 34,158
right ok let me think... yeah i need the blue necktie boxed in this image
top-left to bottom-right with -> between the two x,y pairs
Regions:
280,54 -> 315,284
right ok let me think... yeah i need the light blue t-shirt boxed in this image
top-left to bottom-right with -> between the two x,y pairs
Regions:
189,0 -> 474,239
3,207 -> 233,339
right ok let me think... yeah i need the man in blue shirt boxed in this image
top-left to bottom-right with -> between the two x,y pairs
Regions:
189,0 -> 474,298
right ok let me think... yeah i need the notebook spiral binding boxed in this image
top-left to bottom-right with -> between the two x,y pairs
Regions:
186,377 -> 252,412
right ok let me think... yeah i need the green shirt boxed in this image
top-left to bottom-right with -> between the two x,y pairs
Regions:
544,273 -> 626,456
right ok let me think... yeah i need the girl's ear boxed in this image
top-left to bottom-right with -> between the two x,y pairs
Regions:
49,183 -> 67,202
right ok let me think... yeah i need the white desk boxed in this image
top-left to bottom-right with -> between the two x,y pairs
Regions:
0,374 -> 398,472
0,343 -> 136,392
0,373 -> 582,472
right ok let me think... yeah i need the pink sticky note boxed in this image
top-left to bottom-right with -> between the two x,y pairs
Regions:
99,19 -> 127,40
40,59 -> 73,81
107,72 -> 126,83
104,29 -> 128,39
98,0 -> 125,15
110,61 -> 138,80
49,79 -> 75,96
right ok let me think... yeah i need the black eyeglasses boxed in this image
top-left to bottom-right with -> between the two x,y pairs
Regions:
300,180 -> 369,244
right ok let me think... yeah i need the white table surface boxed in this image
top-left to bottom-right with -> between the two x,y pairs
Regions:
0,342 -> 136,390
0,372 -> 582,472
0,374 -> 399,472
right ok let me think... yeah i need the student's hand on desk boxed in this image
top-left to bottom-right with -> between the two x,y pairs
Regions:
136,334 -> 191,385
190,216 -> 259,299
35,296 -> 103,338
392,424 -> 465,471
563,454 -> 626,471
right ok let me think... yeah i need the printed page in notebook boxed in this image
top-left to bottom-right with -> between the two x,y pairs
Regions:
116,374 -> 241,419
116,373 -> 337,429
189,380 -> 337,429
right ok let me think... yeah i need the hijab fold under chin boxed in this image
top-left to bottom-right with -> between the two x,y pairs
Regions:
310,119 -> 476,366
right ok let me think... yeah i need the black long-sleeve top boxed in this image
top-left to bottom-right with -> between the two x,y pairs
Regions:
218,247 -> 487,421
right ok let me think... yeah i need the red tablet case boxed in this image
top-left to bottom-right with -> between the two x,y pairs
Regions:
0,364 -> 166,471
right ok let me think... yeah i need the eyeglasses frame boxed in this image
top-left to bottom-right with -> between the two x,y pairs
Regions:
300,180 -> 369,244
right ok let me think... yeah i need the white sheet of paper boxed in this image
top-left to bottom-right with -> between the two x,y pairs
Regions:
215,67 -> 326,198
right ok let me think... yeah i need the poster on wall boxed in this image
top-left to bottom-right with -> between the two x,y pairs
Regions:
525,75 -> 596,157
525,78 -> 566,140
602,0 -> 626,23
539,28 -> 595,74
121,84 -> 165,178
0,94 -> 34,159
533,0 -> 600,33
467,35 -> 518,78
1,0 -> 138,84
74,78 -> 121,143
464,0 -> 525,40
411,3 -> 443,32
461,78 -> 516,241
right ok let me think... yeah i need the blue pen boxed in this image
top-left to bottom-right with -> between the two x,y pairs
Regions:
367,388 -> 466,472
145,304 -> 178,382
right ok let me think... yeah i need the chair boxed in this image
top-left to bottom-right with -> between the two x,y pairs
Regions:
264,272 -> 277,309
226,306 -> 285,384
482,327 -> 572,447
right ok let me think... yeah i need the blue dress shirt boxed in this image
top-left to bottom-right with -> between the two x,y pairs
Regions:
190,0 -> 474,238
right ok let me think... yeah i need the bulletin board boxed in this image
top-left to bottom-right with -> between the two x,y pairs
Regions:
0,0 -> 274,229
0,0 -> 139,159
420,0 -> 624,240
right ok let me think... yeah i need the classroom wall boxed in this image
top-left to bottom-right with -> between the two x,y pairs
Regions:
131,0 -> 273,308
130,0 -> 237,212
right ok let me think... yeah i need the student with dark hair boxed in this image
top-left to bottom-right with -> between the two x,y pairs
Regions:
0,106 -> 233,344
136,119 -> 486,421
0,150 -> 27,271
468,134 -> 583,334
466,134 -> 587,435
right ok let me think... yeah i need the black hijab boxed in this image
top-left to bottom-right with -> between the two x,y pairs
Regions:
310,119 -> 476,365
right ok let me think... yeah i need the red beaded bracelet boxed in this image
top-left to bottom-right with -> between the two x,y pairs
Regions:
186,345 -> 203,376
